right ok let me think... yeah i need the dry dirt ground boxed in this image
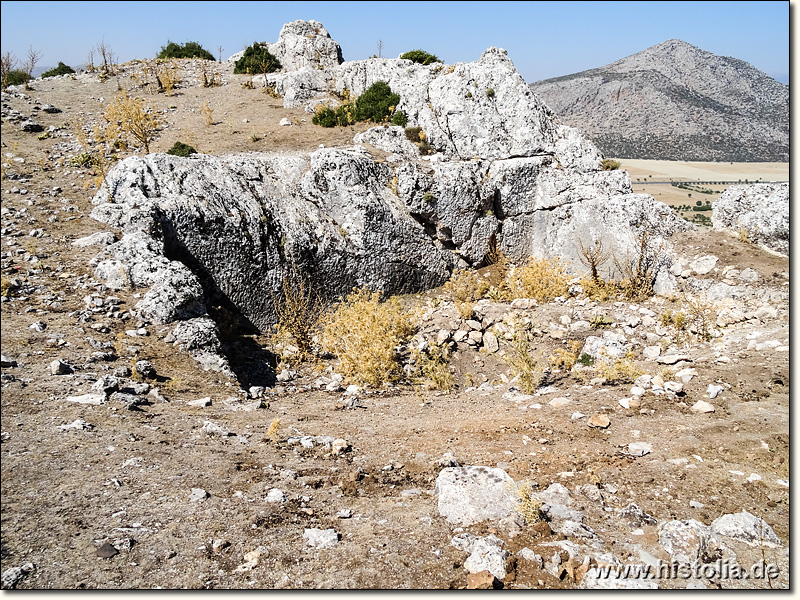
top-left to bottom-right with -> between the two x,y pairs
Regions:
0,59 -> 791,589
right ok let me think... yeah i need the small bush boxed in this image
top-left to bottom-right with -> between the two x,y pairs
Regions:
355,80 -> 400,123
548,340 -> 582,371
320,288 -> 416,387
4,69 -> 30,87
101,92 -> 163,153
335,102 -> 355,126
400,50 -> 441,65
506,257 -> 571,303
272,267 -> 326,360
410,343 -> 454,391
68,152 -> 97,168
391,110 -> 408,127
41,62 -> 75,78
515,481 -> 544,525
312,105 -> 337,128
405,126 -> 423,143
445,268 -> 491,304
234,42 -> 281,75
506,329 -> 544,394
486,88 -> 495,98
166,141 -> 197,157
157,41 -> 215,61
595,351 -> 643,384
601,159 -> 621,171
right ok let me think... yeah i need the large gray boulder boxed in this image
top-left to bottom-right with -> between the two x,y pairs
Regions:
90,149 -> 454,331
90,29 -> 690,376
712,183 -> 789,256
230,19 -> 343,72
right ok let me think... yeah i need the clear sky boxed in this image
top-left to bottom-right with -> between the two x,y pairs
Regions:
0,1 -> 791,83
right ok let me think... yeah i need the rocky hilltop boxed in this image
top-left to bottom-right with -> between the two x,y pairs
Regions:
91,23 -> 689,345
529,39 -> 789,162
0,20 -> 789,591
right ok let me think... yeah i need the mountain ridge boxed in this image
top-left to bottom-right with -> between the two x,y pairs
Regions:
530,39 -> 789,162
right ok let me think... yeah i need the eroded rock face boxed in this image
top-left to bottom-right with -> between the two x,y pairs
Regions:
90,23 -> 690,375
712,183 -> 789,256
90,150 -> 454,331
229,19 -> 343,72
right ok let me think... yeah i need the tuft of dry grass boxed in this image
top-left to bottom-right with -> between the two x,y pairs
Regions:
410,343 -> 454,391
595,350 -> 643,384
320,288 -> 416,387
505,328 -> 544,393
548,340 -> 582,372
266,418 -> 281,440
515,480 -> 543,525
200,101 -> 214,126
271,266 -> 326,362
504,257 -> 571,303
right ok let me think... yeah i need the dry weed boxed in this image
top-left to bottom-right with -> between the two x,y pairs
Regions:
101,92 -> 164,154
515,480 -> 544,525
505,328 -> 544,393
410,343 -> 454,391
271,266 -> 326,361
548,340 -> 582,371
320,288 -> 416,387
595,350 -> 643,384
200,101 -> 214,126
505,256 -> 571,302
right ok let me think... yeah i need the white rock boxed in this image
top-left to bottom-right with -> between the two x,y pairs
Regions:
303,528 -> 339,549
628,442 -> 652,457
706,384 -> 724,399
710,511 -> 782,547
188,397 -> 212,407
463,535 -> 510,579
265,489 -> 287,503
434,466 -> 518,526
659,519 -> 711,564
691,401 -> 715,413
65,393 -> 105,405
189,488 -> 209,502
548,397 -> 571,407
690,255 -> 718,275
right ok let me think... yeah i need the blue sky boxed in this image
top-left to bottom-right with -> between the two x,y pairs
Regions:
0,1 -> 790,83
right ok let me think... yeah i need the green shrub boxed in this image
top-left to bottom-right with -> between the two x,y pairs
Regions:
400,50 -> 441,65
166,141 -> 197,157
391,110 -> 408,127
234,42 -> 281,75
335,102 -> 355,126
354,80 -> 400,123
41,62 -> 75,78
601,158 -> 621,171
157,41 -> 215,60
312,105 -> 337,128
4,69 -> 31,87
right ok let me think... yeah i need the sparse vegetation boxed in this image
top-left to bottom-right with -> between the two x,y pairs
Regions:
601,158 -> 621,171
515,481 -> 544,525
41,62 -> 75,78
101,92 -> 164,154
400,50 -> 441,65
505,328 -> 544,393
166,141 -> 197,157
233,42 -> 281,75
271,266 -> 326,360
410,343 -> 454,391
505,257 -> 571,303
391,110 -> 408,127
320,288 -> 416,387
157,41 -> 215,61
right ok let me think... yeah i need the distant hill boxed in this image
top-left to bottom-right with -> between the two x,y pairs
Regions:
530,39 -> 789,162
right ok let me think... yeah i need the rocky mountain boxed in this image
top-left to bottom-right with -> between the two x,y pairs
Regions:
529,39 -> 789,162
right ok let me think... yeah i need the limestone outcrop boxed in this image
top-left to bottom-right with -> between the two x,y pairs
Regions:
90,20 -> 690,374
228,19 -> 343,72
712,183 -> 789,256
